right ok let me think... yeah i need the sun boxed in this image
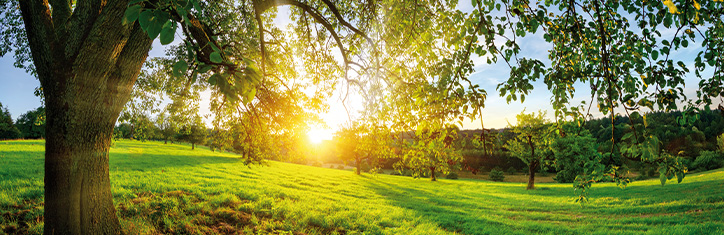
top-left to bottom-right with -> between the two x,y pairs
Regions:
307,128 -> 334,144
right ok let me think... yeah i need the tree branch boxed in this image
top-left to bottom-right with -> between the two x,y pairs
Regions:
65,0 -> 109,60
18,0 -> 55,85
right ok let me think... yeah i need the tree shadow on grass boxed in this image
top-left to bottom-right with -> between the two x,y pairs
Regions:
361,175 -> 724,235
361,179 -> 563,235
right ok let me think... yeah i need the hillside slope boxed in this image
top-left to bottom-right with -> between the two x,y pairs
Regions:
1,140 -> 723,234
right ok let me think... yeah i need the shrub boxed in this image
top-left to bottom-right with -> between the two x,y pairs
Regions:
337,165 -> 345,170
445,172 -> 459,179
489,169 -> 504,182
506,167 -> 517,174
694,151 -> 724,171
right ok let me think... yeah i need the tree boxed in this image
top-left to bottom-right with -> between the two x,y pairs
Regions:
0,102 -> 21,140
461,0 -> 723,199
1,0 -> 462,232
505,110 -> 555,190
335,122 -> 391,175
15,107 -> 45,139
335,124 -> 364,175
394,125 -> 462,181
178,115 -> 207,150
155,111 -> 179,144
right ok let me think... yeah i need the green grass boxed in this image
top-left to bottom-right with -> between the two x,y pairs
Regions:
1,140 -> 723,234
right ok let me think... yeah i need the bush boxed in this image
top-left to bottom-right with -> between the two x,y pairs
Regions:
694,151 -> 724,171
489,169 -> 504,182
337,165 -> 345,170
445,172 -> 459,179
506,167 -> 517,174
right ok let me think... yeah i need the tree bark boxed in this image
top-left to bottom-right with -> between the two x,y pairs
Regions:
192,143 -> 195,150
527,161 -> 538,190
355,156 -> 360,175
526,135 -> 537,190
430,167 -> 437,181
18,0 -> 154,233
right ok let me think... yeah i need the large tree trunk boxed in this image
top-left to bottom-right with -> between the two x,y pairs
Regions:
527,161 -> 538,190
18,1 -> 154,233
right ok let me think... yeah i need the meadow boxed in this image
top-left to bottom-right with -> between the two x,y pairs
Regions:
1,140 -> 723,234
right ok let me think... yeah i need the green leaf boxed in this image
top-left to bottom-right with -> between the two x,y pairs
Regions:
138,10 -> 152,30
682,39 -> 688,48
146,15 -> 163,39
160,21 -> 176,45
210,52 -> 223,63
676,171 -> 685,183
123,5 -> 142,25
245,87 -> 257,104
652,50 -> 659,60
193,0 -> 202,13
208,73 -> 221,85
659,167 -> 667,186
621,132 -> 633,141
172,61 -> 188,77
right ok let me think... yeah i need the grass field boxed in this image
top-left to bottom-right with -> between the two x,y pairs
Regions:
1,140 -> 723,234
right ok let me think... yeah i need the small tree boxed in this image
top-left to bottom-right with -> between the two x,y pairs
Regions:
156,111 -> 179,144
0,102 -> 21,140
336,122 -> 391,175
505,110 -> 555,190
399,126 -> 462,181
178,116 -> 207,150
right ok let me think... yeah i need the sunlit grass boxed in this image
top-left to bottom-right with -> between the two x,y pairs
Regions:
1,139 -> 723,234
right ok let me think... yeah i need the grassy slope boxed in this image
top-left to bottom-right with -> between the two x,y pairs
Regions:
0,140 -> 723,235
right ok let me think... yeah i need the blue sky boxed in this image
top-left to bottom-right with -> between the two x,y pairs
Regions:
0,2 -> 715,130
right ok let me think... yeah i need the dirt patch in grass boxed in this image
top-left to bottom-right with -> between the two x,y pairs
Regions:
0,200 -> 43,234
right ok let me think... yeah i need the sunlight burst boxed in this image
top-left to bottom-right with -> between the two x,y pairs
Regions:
307,128 -> 334,144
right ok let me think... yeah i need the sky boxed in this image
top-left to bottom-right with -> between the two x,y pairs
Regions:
0,1 -> 715,131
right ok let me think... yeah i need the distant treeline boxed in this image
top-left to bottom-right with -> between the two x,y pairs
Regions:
453,108 -> 724,176
0,103 -> 45,140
